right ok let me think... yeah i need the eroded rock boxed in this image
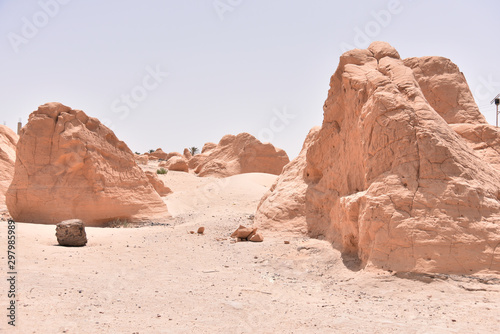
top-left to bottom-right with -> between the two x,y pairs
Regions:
7,102 -> 170,226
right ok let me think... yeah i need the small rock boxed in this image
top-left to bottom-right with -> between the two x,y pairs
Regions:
230,225 -> 256,239
56,219 -> 87,247
189,231 -> 195,234
249,232 -> 264,242
197,227 -> 205,234
284,241 -> 290,244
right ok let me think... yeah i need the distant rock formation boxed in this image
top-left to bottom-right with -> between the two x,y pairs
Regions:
201,142 -> 217,154
0,125 -> 18,207
191,133 -> 289,178
150,148 -> 168,160
160,156 -> 189,172
183,148 -> 192,160
256,42 -> 500,274
6,102 -> 170,226
255,127 -> 320,233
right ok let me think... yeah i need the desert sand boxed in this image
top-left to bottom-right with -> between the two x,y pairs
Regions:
1,167 -> 499,333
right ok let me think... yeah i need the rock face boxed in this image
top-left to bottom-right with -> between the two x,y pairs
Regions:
191,133 -> 289,178
257,42 -> 500,274
135,154 -> 149,165
0,125 -> 18,207
56,219 -> 87,247
160,156 -> 189,172
404,56 -> 500,170
450,124 -> 500,169
404,56 -> 486,125
202,142 -> 217,153
254,127 -> 320,233
6,102 -> 169,226
145,171 -> 172,196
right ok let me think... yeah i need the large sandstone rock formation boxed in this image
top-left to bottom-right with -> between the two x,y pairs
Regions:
404,56 -> 487,125
0,125 -> 18,207
6,102 -> 169,226
190,133 -> 289,178
405,56 -> 500,169
256,42 -> 500,274
255,127 -> 320,233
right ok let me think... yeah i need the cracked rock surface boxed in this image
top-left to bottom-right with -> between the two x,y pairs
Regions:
256,42 -> 500,274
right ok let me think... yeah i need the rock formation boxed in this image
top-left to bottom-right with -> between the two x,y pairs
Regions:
160,156 -> 189,172
135,154 -> 149,165
6,102 -> 169,226
145,171 -> 172,196
183,148 -> 192,160
255,127 -> 320,233
405,56 -> 500,169
450,124 -> 500,169
191,133 -> 289,178
256,42 -> 500,274
150,148 -> 168,160
202,142 -> 217,154
404,56 -> 486,125
0,125 -> 18,207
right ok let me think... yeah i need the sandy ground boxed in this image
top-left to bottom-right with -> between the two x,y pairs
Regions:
1,169 -> 500,333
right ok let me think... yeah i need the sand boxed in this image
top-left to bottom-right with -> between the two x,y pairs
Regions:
1,170 -> 499,333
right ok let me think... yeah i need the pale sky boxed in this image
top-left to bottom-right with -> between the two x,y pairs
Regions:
1,0 -> 499,158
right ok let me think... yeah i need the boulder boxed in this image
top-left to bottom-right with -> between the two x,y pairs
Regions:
145,171 -> 172,196
6,102 -> 170,226
160,156 -> 189,172
183,148 -> 193,160
254,127 -> 320,233
166,152 -> 183,161
150,148 -> 168,160
0,125 -> 18,207
257,42 -> 500,274
191,133 -> 289,177
56,219 -> 87,247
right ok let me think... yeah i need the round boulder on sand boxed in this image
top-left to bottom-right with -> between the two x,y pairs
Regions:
56,219 -> 87,247
160,156 -> 189,172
